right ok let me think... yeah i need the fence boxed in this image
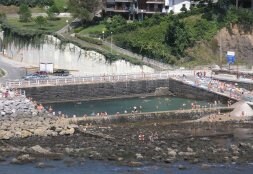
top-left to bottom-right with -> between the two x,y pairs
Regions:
3,70 -> 204,88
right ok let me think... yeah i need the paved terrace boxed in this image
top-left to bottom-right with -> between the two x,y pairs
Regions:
2,70 -> 253,104
3,70 -> 203,88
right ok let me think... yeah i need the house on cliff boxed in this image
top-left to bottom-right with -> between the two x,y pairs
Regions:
103,0 -> 191,19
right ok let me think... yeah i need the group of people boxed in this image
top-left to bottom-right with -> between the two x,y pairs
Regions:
138,131 -> 159,142
0,87 -> 22,98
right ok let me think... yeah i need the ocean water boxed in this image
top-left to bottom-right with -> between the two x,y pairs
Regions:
0,160 -> 252,174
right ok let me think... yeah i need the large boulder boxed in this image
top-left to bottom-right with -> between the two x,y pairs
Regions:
0,130 -> 13,140
30,145 -> 52,155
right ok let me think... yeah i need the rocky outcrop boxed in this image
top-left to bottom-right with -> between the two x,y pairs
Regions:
0,115 -> 78,140
0,96 -> 39,118
216,25 -> 253,65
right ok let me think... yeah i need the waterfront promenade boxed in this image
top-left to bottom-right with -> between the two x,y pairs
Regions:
2,69 -> 253,104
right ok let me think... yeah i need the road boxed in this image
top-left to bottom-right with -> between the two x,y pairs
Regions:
0,55 -> 26,83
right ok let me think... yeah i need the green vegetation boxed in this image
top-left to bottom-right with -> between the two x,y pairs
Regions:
96,2 -> 253,65
0,0 -> 53,7
18,4 -> 32,22
68,0 -> 101,23
54,0 -> 68,11
34,16 -> 47,29
0,68 -> 5,77
75,34 -> 102,45
4,17 -> 70,33
0,13 -> 6,23
78,24 -> 106,36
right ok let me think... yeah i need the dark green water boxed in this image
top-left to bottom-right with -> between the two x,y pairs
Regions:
44,97 -> 215,117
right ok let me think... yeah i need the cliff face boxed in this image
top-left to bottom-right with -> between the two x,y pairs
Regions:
216,25 -> 253,64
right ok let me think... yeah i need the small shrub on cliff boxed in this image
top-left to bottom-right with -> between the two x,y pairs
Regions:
18,4 -> 32,22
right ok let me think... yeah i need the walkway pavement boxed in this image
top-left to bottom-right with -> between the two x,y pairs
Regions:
0,54 -> 28,82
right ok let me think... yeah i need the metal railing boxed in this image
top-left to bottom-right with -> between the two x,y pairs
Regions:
4,70 -> 202,88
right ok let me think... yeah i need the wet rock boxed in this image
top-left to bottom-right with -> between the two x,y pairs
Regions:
34,128 -> 47,136
21,130 -> 32,138
187,147 -> 193,152
136,153 -> 143,160
35,162 -> 54,168
128,161 -> 143,167
65,148 -> 74,154
178,164 -> 187,170
201,164 -> 211,169
164,158 -> 174,163
232,156 -> 239,161
117,157 -> 123,161
200,137 -> 210,141
30,145 -> 52,155
167,148 -> 177,157
0,130 -> 13,140
12,154 -> 35,164
178,151 -> 196,156
155,147 -> 162,152
59,128 -> 75,136
0,156 -> 6,162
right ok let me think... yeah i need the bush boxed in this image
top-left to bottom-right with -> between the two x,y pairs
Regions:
0,13 -> 6,23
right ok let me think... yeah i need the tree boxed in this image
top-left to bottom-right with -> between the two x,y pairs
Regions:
105,15 -> 127,31
68,0 -> 101,23
34,16 -> 47,29
47,4 -> 60,20
165,17 -> 191,55
19,4 -> 32,22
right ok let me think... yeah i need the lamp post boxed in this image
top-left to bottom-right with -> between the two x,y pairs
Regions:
66,20 -> 69,32
102,30 -> 105,41
0,31 -> 4,54
141,9 -> 144,21
219,34 -> 222,70
110,32 -> 113,53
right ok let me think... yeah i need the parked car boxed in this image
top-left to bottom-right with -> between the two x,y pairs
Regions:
53,69 -> 70,76
35,71 -> 48,75
23,74 -> 48,80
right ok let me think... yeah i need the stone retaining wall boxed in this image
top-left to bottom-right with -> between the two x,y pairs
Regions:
22,79 -> 170,103
76,108 -> 232,125
169,78 -> 234,103
21,78 -> 236,104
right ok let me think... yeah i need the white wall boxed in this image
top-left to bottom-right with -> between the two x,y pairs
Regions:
168,0 -> 191,14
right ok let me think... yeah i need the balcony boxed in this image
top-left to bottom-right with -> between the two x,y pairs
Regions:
106,7 -> 130,12
146,0 -> 164,4
115,0 -> 133,2
145,7 -> 163,13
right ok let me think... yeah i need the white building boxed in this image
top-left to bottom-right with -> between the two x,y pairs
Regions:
167,0 -> 191,13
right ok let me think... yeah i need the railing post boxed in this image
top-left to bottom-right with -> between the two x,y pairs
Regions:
92,77 -> 94,82
117,75 -> 119,81
160,73 -> 162,79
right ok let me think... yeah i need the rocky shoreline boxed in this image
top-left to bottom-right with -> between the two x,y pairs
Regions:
1,90 -> 253,168
0,112 -> 253,168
